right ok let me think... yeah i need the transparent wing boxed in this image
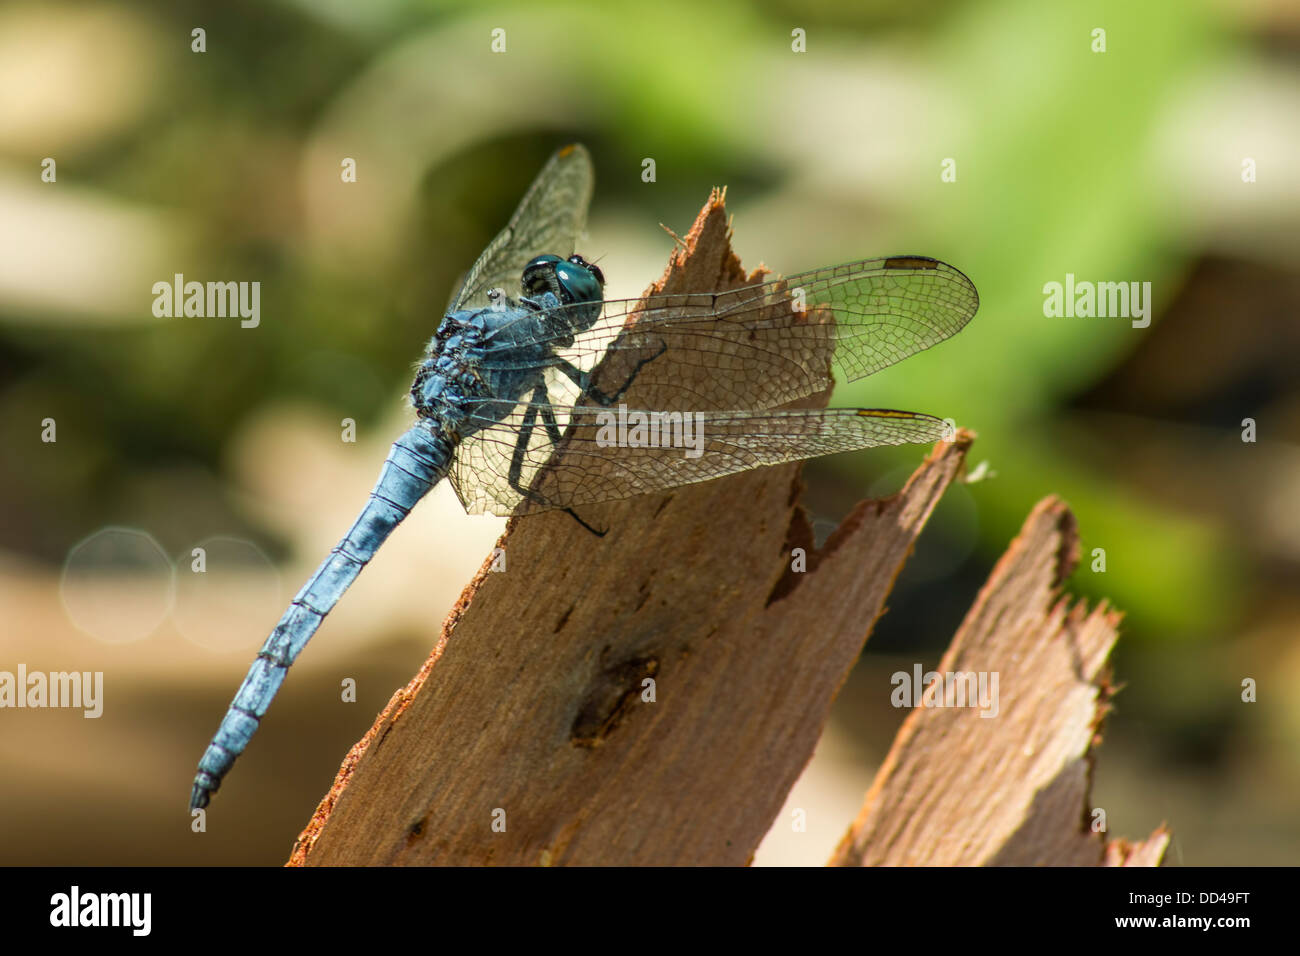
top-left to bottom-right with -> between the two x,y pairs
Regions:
448,143 -> 595,312
478,256 -> 978,412
449,400 -> 949,515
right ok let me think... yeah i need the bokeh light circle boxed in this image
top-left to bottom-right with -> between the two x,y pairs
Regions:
60,526 -> 175,644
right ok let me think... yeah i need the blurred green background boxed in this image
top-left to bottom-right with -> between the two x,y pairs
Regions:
0,0 -> 1297,864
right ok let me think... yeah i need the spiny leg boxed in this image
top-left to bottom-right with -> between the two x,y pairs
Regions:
507,383 -> 606,537
555,338 -> 668,407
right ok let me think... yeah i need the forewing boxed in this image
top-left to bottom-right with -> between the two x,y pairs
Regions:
477,256 -> 978,412
448,143 -> 595,312
449,401 -> 949,516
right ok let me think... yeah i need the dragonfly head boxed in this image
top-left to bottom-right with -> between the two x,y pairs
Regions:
521,253 -> 605,333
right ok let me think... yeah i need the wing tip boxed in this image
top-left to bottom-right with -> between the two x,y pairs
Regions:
884,254 -> 980,314
557,142 -> 590,161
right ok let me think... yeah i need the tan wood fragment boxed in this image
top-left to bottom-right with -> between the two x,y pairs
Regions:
828,496 -> 1168,866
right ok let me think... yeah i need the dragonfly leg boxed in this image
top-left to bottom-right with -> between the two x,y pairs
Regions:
507,384 -> 606,537
555,338 -> 668,406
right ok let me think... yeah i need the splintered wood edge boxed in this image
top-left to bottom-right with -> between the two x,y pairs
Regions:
827,496 -> 1170,867
1105,826 -> 1172,866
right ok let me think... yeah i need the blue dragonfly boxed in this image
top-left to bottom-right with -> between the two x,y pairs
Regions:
189,143 -> 979,809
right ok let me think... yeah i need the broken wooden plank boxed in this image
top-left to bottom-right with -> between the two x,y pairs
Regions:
828,496 -> 1169,866
288,190 -> 971,866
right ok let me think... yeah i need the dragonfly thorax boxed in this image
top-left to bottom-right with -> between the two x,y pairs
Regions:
410,252 -> 608,435
412,309 -> 494,424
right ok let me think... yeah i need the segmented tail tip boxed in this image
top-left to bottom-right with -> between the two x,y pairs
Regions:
190,782 -> 212,811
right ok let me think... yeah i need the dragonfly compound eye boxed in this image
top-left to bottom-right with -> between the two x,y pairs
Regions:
553,260 -> 603,306
522,254 -> 565,296
567,254 -> 605,289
